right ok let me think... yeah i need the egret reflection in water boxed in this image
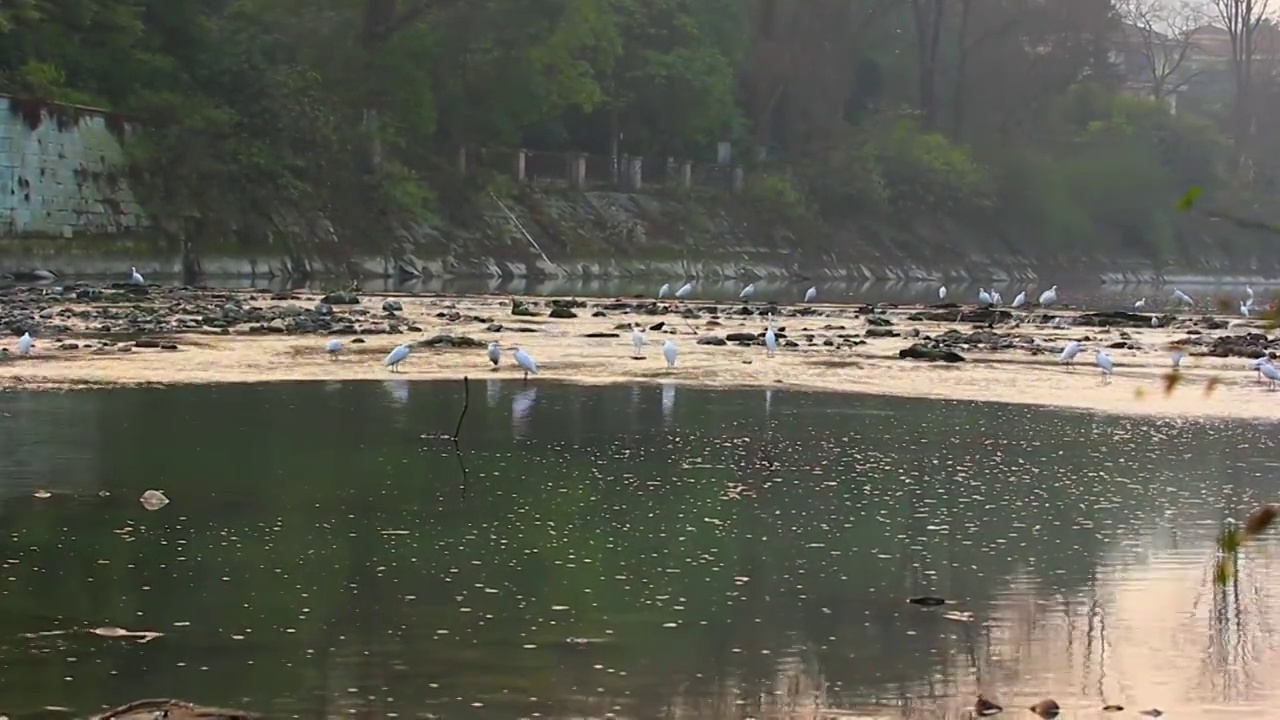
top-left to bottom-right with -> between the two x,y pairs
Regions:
485,378 -> 502,408
382,378 -> 409,406
662,382 -> 676,426
511,386 -> 537,438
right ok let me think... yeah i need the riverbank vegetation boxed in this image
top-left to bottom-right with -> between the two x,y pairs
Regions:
0,0 -> 1277,265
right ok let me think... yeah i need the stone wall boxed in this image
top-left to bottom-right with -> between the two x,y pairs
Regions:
0,96 -> 147,239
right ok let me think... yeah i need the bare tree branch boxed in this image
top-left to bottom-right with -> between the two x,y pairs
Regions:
1117,0 -> 1206,102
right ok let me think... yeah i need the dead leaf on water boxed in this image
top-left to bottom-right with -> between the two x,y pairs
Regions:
32,490 -> 51,499
139,489 -> 169,510
90,626 -> 163,643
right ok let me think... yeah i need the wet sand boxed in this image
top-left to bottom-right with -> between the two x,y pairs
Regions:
0,291 -> 1271,419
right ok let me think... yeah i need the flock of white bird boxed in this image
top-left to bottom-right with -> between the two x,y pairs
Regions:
9,269 -> 1277,391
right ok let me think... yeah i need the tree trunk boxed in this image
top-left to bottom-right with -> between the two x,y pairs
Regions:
951,0 -> 974,140
911,0 -> 946,129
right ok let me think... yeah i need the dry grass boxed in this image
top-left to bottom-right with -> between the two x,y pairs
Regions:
0,292 -> 1271,418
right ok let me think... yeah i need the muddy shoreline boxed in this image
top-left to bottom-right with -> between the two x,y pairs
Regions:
0,284 -> 1273,419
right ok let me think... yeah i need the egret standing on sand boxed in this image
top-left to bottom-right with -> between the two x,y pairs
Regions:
1134,298 -> 1146,310
1250,356 -> 1270,382
1171,349 -> 1184,368
740,283 -> 755,301
991,290 -> 1003,305
325,338 -> 341,359
512,347 -> 538,381
384,343 -> 411,372
631,325 -> 645,357
764,319 -> 778,358
1261,361 -> 1280,390
1059,340 -> 1082,367
1039,285 -> 1058,307
487,341 -> 501,368
130,267 -> 144,285
804,286 -> 817,303
1011,290 -> 1026,309
1094,348 -> 1114,384
1172,288 -> 1194,306
675,282 -> 693,299
977,288 -> 993,307
938,285 -> 947,301
16,331 -> 32,356
663,339 -> 677,368
658,283 -> 670,299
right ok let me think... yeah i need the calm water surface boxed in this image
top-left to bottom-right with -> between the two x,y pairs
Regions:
0,383 -> 1278,718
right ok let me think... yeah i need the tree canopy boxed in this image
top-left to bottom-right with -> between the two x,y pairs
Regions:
0,0 -> 1274,266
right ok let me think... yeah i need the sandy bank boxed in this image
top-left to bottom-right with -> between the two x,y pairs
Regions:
0,288 -> 1273,419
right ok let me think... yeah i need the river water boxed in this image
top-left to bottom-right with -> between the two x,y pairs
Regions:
0,382 -> 1278,717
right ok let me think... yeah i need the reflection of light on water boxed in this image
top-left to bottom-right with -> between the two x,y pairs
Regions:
959,536 -> 1280,718
382,379 -> 409,406
765,388 -> 774,416
662,383 -> 676,426
511,387 -> 537,439
486,378 -> 502,408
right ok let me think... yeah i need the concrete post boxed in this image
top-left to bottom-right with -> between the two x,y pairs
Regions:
514,149 -> 527,182
732,166 -> 745,194
567,152 -> 586,188
680,161 -> 692,189
628,156 -> 643,190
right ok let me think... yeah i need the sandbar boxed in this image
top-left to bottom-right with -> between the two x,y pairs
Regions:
0,289 -> 1272,419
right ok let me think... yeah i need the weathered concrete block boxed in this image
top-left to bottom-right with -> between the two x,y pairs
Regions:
0,95 -> 147,238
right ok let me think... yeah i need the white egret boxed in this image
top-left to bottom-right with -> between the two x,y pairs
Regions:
663,339 -> 677,368
512,347 -> 538,380
658,283 -> 670,299
630,325 -> 645,357
764,318 -> 778,358
675,282 -> 693,299
1039,285 -> 1058,306
1172,288 -> 1194,306
1247,285 -> 1255,303
977,288 -> 992,307
1171,349 -> 1184,368
804,286 -> 817,303
1241,301 -> 1251,318
1094,348 -> 1114,383
1011,291 -> 1026,308
487,341 -> 500,368
16,331 -> 32,356
1151,315 -> 1160,328
991,290 -> 1003,306
1249,356 -> 1270,382
384,343 -> 411,372
1059,340 -> 1082,367
938,285 -> 947,301
740,283 -> 756,300
129,267 -> 144,285
1261,361 -> 1280,390
1134,298 -> 1146,310
325,338 -> 341,359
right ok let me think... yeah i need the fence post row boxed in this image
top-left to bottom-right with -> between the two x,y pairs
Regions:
453,147 -> 742,191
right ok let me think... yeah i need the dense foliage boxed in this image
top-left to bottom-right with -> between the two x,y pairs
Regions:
0,0 -> 1273,263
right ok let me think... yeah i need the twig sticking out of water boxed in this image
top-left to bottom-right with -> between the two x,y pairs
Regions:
452,375 -> 471,442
